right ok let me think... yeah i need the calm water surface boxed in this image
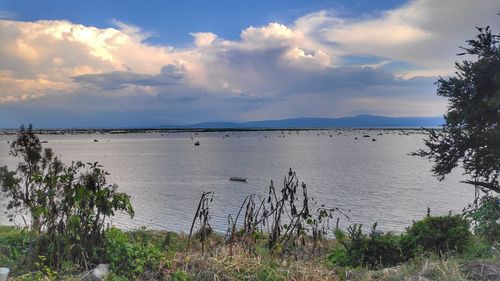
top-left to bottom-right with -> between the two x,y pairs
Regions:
0,130 -> 473,233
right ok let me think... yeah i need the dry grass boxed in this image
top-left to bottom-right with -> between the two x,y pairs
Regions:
464,260 -> 500,281
346,258 -> 470,281
169,243 -> 339,281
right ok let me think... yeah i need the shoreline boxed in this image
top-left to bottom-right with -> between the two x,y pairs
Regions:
0,127 -> 431,136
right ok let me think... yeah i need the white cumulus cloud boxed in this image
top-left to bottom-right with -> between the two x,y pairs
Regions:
0,0 -> 498,127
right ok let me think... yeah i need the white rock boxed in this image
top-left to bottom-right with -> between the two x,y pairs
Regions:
0,267 -> 10,281
490,245 -> 498,255
88,263 -> 109,281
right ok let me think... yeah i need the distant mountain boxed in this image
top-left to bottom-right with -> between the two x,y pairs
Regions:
160,115 -> 444,129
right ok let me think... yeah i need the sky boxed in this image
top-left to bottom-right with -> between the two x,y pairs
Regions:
0,0 -> 498,128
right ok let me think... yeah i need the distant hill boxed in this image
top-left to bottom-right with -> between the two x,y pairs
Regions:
161,115 -> 444,129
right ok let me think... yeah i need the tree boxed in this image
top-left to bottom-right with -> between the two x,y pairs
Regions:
0,124 -> 59,231
414,26 -> 500,194
0,125 -> 135,268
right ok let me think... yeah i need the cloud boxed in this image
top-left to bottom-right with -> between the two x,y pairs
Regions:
73,64 -> 186,91
190,32 -> 218,47
0,0 -> 498,127
313,0 -> 499,75
240,23 -> 298,47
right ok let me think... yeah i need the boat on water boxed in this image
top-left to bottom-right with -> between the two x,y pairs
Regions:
194,141 -> 200,146
230,177 -> 247,182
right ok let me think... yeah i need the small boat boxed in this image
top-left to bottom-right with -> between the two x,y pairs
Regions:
230,177 -> 247,182
194,141 -> 200,146
41,140 -> 48,144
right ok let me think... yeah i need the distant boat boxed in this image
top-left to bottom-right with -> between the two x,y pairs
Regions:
194,141 -> 200,146
230,177 -> 247,182
41,140 -> 48,144
93,139 -> 99,142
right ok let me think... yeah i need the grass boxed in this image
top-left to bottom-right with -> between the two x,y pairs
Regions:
0,226 -> 340,280
343,257 -> 469,281
169,244 -> 339,281
0,225 -> 498,280
0,226 -> 30,276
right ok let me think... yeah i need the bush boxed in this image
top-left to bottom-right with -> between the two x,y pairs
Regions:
0,125 -> 134,269
330,214 -> 473,269
401,214 -> 471,257
362,227 -> 404,267
328,223 -> 405,269
460,236 -> 493,260
464,195 -> 500,243
104,228 -> 163,278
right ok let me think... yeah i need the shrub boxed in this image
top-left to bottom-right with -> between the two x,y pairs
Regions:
329,223 -> 405,269
328,243 -> 349,267
330,214 -> 473,268
401,214 -> 471,257
0,125 -> 134,269
362,226 -> 404,267
104,227 -> 163,278
460,236 -> 493,260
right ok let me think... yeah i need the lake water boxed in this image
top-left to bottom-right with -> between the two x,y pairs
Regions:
0,129 -> 474,233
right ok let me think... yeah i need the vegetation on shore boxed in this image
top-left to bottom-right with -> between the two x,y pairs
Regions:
0,22 -> 499,281
0,213 -> 498,280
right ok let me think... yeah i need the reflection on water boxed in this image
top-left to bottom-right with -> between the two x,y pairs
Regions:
0,130 -> 473,233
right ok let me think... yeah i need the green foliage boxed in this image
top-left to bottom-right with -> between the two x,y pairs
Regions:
0,226 -> 31,275
330,214 -> 473,269
329,223 -> 405,269
362,227 -> 404,268
328,243 -> 349,267
414,26 -> 500,193
333,227 -> 346,242
106,273 -> 129,281
172,270 -> 190,281
460,236 -> 494,260
0,125 -> 134,269
33,255 -> 57,279
464,195 -> 500,243
104,227 -> 163,278
401,214 -> 471,257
